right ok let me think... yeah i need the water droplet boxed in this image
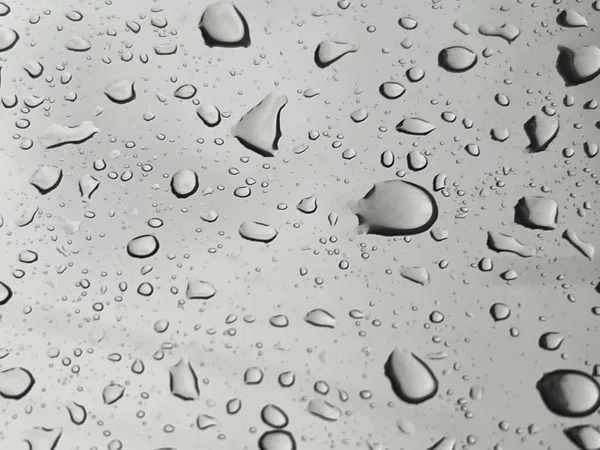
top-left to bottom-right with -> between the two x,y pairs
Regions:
244,367 -> 264,384
174,84 -> 197,99
102,383 -> 125,405
127,235 -> 159,258
564,425 -> 600,450
396,117 -> 436,135
170,357 -> 199,401
239,221 -> 278,243
104,80 -> 136,104
438,46 -> 477,72
261,404 -> 289,428
0,281 -> 13,305
314,41 -> 359,68
258,430 -> 297,450
524,114 -> 559,152
557,9 -> 588,28
200,2 -> 251,48
352,180 -> 438,236
0,28 -> 18,52
537,370 -> 600,417
514,197 -> 558,230
66,36 -> 91,52
29,166 -> 62,195
196,104 -> 221,127
197,414 -> 218,430
186,279 -> 217,300
379,82 -> 405,99
490,303 -> 510,321
487,230 -> 536,257
307,398 -> 342,421
384,348 -> 438,404
39,121 -> 99,149
539,332 -> 564,351
171,169 -> 199,199
0,367 -> 35,399
556,45 -> 600,86
478,23 -> 520,42
297,195 -> 318,214
233,92 -> 287,157
66,401 -> 87,425
400,266 -> 430,285
304,309 -> 336,328
563,229 -> 595,261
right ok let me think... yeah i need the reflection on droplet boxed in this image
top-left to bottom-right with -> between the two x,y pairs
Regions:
537,370 -> 600,417
384,348 -> 438,404
314,41 -> 359,68
352,180 -> 438,236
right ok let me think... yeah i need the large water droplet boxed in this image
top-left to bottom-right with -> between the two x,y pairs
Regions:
304,309 -> 336,328
307,398 -> 342,421
384,348 -> 438,404
66,402 -> 87,425
0,28 -> 19,52
557,45 -> 600,86
565,425 -> 600,450
127,235 -> 160,258
438,46 -> 477,72
396,117 -> 436,135
514,196 -> 558,230
487,230 -> 536,257
352,180 -> 438,236
171,169 -> 199,199
258,430 -> 297,450
102,383 -> 125,405
170,358 -> 199,401
0,367 -> 35,399
478,23 -> 520,42
239,221 -> 278,243
186,279 -> 217,300
29,166 -> 63,195
557,9 -> 588,28
233,92 -> 287,157
314,41 -> 359,68
199,2 -> 250,48
0,281 -> 12,305
104,80 -> 136,104
66,36 -> 92,51
537,370 -> 600,417
524,114 -> 559,152
379,82 -> 405,99
261,404 -> 289,428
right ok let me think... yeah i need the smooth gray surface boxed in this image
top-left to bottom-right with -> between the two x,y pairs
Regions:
0,0 -> 599,449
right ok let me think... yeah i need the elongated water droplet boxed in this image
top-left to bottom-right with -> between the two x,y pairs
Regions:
314,41 -> 358,68
487,230 -> 536,257
39,121 -> 99,149
396,117 -> 436,135
0,367 -> 35,399
196,104 -> 221,127
557,9 -> 588,28
478,23 -> 520,42
384,348 -> 438,404
307,398 -> 342,421
66,36 -> 91,51
170,358 -> 199,401
174,84 -> 197,99
352,180 -> 438,236
239,221 -> 278,243
304,309 -> 336,328
563,229 -> 594,260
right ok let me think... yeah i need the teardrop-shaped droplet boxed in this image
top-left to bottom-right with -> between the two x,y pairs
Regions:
379,82 -> 405,99
233,92 -> 287,157
384,348 -> 438,404
174,84 -> 197,99
127,235 -> 159,258
196,104 -> 221,127
314,41 -> 359,68
557,9 -> 588,28
66,402 -> 87,425
304,309 -> 336,328
352,180 -> 438,236
297,194 -> 318,214
536,370 -> 600,417
539,332 -> 564,351
199,2 -> 250,48
438,46 -> 477,72
564,425 -> 600,450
